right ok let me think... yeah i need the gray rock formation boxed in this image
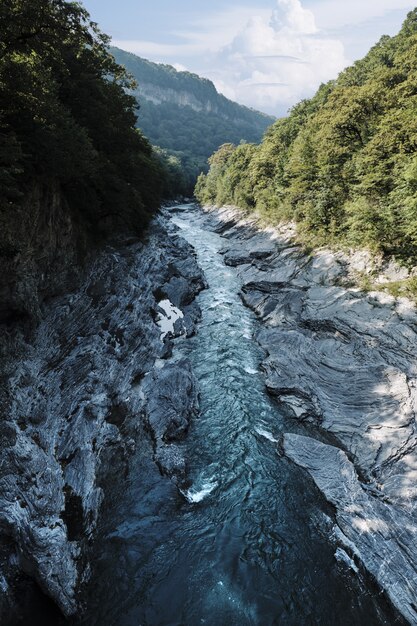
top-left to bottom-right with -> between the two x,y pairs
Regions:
283,434 -> 417,625
134,82 -> 221,114
0,215 -> 205,620
142,360 -> 199,477
204,205 -> 417,624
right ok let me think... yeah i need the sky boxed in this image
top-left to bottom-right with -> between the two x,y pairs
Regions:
81,0 -> 416,116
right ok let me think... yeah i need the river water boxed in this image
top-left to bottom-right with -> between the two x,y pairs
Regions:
77,204 -> 398,626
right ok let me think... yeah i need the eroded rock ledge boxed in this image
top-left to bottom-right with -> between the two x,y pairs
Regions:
284,434 -> 417,625
203,204 -> 417,625
0,215 -> 205,621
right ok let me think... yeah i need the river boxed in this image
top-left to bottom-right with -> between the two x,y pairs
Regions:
75,204 -> 397,625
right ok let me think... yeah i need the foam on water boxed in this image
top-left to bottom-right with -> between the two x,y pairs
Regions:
181,479 -> 219,503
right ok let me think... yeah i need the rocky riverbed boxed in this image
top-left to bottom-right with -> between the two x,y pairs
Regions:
3,200 -> 417,625
0,214 -> 205,623
200,204 -> 417,625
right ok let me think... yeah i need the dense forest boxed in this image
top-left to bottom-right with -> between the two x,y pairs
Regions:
0,0 -> 185,247
111,47 -> 274,192
196,10 -> 417,265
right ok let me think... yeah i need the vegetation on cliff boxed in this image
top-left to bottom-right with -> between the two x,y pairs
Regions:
111,47 -> 274,192
195,10 -> 417,264
0,0 -> 180,244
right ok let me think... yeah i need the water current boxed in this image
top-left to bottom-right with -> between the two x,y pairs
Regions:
76,204 -> 399,626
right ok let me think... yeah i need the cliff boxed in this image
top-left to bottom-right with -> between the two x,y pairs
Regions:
0,183 -> 88,324
110,47 -> 275,186
135,82 -> 221,114
110,47 -> 273,129
0,212 -> 206,622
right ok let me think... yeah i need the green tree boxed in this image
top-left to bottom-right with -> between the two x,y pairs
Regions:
196,8 -> 417,262
0,0 -> 173,238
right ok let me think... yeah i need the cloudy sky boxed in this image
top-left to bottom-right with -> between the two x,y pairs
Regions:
82,0 -> 415,115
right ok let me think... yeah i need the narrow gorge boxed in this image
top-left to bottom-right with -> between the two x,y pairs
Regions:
4,202 -> 416,625
3,2 -> 417,624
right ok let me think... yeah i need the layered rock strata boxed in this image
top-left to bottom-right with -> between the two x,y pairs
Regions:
0,215 -> 205,620
203,204 -> 417,625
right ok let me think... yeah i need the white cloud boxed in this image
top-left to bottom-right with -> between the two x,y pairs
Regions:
271,0 -> 317,34
112,39 -> 202,59
113,1 -> 414,115
311,0 -> 415,30
113,6 -> 272,61
211,0 -> 349,114
173,6 -> 272,50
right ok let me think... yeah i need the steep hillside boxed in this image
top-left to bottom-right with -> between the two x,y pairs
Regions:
0,0 -> 184,323
110,47 -> 274,190
196,9 -> 417,274
0,1 -> 205,620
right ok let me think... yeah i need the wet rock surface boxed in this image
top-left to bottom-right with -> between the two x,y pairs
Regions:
142,359 -> 199,477
0,214 -> 205,621
283,434 -> 417,626
203,205 -> 417,625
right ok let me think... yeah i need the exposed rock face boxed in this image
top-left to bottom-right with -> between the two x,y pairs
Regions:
0,183 -> 87,323
283,434 -> 417,626
135,83 -> 222,114
203,205 -> 417,625
142,360 -> 199,477
0,215 -> 205,620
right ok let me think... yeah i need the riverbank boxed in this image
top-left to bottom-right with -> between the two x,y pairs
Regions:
0,214 -> 205,623
199,203 -> 417,625
69,202 -> 400,626
4,200 -> 416,624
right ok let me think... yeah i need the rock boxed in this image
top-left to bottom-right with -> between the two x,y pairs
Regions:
0,182 -> 88,323
283,433 -> 417,626
154,444 -> 187,477
142,359 -> 199,478
142,360 -> 198,457
0,213 -> 205,619
208,206 -> 417,505
222,240 -> 276,267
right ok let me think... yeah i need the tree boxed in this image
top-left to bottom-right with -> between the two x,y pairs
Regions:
0,0 -> 171,237
195,9 -> 417,261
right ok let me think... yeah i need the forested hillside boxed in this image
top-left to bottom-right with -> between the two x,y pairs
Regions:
0,0 -> 183,241
0,0 -> 186,321
111,47 -> 274,191
196,10 -> 417,265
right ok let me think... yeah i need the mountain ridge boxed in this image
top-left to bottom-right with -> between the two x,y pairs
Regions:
110,46 -> 275,191
111,46 -> 273,121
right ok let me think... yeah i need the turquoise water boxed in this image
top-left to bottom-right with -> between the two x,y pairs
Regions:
76,205 -> 398,626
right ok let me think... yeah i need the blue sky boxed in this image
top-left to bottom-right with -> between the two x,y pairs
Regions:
82,0 -> 415,115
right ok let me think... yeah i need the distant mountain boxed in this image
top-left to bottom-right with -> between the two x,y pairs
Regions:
110,47 -> 275,191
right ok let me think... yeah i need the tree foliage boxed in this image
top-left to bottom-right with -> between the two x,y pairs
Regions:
196,10 -> 417,262
111,47 -> 274,193
0,0 -> 177,237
